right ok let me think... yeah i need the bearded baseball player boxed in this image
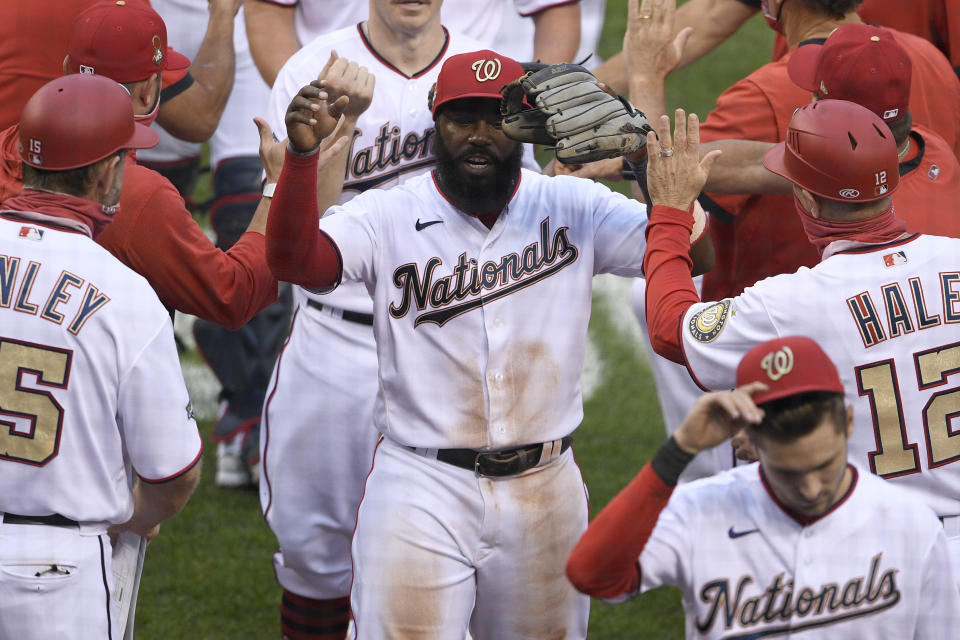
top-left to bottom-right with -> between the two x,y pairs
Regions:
0,74 -> 202,639
643,100 -> 960,582
258,3 -> 507,638
567,336 -> 960,637
264,46 -> 697,638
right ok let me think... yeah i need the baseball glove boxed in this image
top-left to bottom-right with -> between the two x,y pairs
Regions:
500,62 -> 654,164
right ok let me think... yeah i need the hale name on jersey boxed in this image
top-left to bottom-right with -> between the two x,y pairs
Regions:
846,271 -> 960,348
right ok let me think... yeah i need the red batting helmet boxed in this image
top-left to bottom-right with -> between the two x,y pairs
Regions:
762,99 -> 899,202
19,74 -> 158,171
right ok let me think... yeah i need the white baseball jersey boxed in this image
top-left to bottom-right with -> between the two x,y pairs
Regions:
317,169 -> 649,449
678,234 -> 960,519
492,0 -> 605,66
271,0 -> 570,55
0,211 -> 202,526
634,463 -> 959,638
267,24 -> 538,314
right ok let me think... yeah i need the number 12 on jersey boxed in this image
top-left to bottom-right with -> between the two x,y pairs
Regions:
856,341 -> 960,478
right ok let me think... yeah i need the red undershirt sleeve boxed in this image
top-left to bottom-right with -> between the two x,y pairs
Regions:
565,462 -> 675,600
642,204 -> 701,364
266,147 -> 342,290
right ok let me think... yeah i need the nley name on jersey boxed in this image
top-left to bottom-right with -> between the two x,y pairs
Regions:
1,254 -> 110,335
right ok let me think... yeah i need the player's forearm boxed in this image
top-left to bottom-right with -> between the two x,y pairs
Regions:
127,462 -> 202,536
156,2 -> 237,142
701,140 -> 790,194
672,0 -> 758,68
267,147 -> 342,287
245,0 -> 300,87
594,0 -> 757,94
566,461 -> 674,599
642,204 -> 700,364
531,3 -> 581,64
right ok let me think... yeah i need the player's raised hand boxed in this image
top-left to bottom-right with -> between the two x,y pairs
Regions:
647,108 -> 721,211
254,117 -> 285,184
673,381 -> 767,454
625,0 -> 692,82
284,80 -> 351,153
317,52 -> 376,119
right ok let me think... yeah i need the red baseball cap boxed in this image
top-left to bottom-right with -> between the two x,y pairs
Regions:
19,74 -> 158,171
736,336 -> 844,406
432,50 -> 525,116
788,23 -> 911,123
66,0 -> 190,84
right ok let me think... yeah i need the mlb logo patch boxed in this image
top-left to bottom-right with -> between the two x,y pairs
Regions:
882,251 -> 907,267
18,226 -> 43,241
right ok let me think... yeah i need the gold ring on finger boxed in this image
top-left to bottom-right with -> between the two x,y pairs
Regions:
659,148 -> 674,157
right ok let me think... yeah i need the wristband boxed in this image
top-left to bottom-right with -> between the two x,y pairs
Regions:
650,436 -> 696,487
262,182 -> 277,198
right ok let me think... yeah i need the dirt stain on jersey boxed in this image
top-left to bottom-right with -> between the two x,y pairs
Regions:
508,458 -> 585,638
499,341 -> 560,440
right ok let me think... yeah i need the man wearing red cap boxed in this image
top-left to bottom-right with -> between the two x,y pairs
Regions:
642,100 -> 960,583
0,0 -> 240,140
701,23 -> 960,238
0,0 -> 279,330
566,335 -> 960,637
0,73 -> 201,639
264,46 -> 696,638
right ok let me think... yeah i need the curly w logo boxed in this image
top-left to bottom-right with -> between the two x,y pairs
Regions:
471,59 -> 502,83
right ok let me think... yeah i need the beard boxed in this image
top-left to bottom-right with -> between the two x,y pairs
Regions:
432,132 -> 523,215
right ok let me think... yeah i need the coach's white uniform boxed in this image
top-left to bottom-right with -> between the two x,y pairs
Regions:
260,25 -> 498,601
268,0 -> 576,60
632,463 -> 959,638
315,168 -> 648,637
677,234 -> 960,575
0,211 -> 202,639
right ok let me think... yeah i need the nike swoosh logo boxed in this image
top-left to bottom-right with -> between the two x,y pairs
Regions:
728,526 -> 760,539
415,219 -> 444,231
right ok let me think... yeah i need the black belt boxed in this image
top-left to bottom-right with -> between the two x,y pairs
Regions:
306,299 -> 374,326
427,436 -> 573,477
3,512 -> 79,527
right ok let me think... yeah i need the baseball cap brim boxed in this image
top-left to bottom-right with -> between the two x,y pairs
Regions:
126,122 -> 160,151
761,142 -> 789,180
750,380 -> 843,406
787,43 -> 823,92
433,91 -> 505,114
165,46 -> 190,72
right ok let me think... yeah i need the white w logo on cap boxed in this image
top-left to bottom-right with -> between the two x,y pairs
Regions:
760,346 -> 794,381
471,59 -> 502,83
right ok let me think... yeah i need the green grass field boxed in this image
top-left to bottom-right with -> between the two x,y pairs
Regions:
135,2 -> 771,637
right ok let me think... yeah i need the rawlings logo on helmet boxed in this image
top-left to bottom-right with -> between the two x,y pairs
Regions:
838,188 -> 860,199
471,59 -> 502,83
760,345 -> 794,381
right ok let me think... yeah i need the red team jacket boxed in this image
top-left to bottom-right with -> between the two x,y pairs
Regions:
0,0 -> 191,132
699,32 -> 960,301
0,124 -> 277,329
